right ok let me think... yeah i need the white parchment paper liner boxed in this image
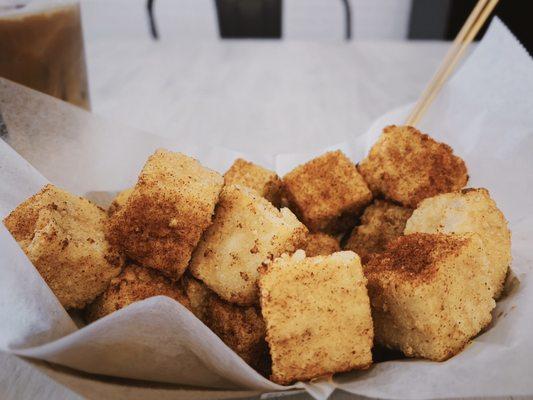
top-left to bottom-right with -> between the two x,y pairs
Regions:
1,18 -> 532,400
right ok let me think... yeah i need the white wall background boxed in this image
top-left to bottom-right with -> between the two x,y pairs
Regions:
352,0 -> 412,39
80,0 -> 217,42
80,0 -> 413,42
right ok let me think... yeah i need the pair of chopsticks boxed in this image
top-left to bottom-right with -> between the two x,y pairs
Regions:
405,0 -> 500,126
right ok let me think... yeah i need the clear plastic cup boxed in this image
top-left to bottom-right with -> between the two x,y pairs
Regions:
0,0 -> 90,109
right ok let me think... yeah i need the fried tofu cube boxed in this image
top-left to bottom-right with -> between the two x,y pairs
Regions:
106,149 -> 224,279
107,187 -> 133,216
404,188 -> 511,298
303,232 -> 340,256
283,150 -> 372,233
182,276 -> 269,373
205,293 -> 269,373
283,150 -> 372,234
345,200 -> 412,263
358,125 -> 468,207
365,233 -> 495,361
259,250 -> 373,384
85,264 -> 191,322
182,274 -> 217,321
190,185 -> 307,305
224,158 -> 282,207
3,184 -> 123,309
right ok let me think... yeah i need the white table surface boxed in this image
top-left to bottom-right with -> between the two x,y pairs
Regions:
86,39 -> 449,158
2,39 -> 452,400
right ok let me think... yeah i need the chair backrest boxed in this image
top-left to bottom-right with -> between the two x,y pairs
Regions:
81,0 -> 412,42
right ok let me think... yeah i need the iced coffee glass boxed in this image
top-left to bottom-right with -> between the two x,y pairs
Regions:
0,0 -> 90,109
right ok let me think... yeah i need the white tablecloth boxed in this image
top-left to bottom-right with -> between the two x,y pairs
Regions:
1,39 -> 450,400
86,40 -> 448,157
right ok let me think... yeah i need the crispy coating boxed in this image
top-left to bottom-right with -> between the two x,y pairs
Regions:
182,276 -> 269,373
107,188 -> 133,216
365,233 -> 495,361
205,293 -> 269,374
345,200 -> 412,263
405,188 -> 511,298
190,185 -> 308,305
224,158 -> 282,207
85,264 -> 190,322
283,150 -> 372,233
106,149 -> 224,279
259,250 -> 373,385
358,125 -> 468,207
182,274 -> 213,321
303,232 -> 340,256
3,184 -> 123,309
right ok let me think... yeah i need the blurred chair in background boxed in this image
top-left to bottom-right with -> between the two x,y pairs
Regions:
409,0 -> 532,52
77,0 -> 533,51
142,0 -> 412,41
215,0 -> 282,39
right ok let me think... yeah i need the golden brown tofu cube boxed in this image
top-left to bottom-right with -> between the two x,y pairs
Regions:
365,233 -> 495,361
182,276 -> 269,374
283,150 -> 372,233
106,149 -> 224,279
358,125 -> 468,207
405,188 -> 511,298
182,274 -> 213,321
3,184 -> 123,309
345,200 -> 412,263
190,185 -> 307,305
303,232 -> 340,256
85,264 -> 190,322
205,293 -> 269,374
259,250 -> 373,384
107,187 -> 133,216
224,158 -> 282,207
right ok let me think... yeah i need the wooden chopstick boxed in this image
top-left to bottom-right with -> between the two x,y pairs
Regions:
405,0 -> 488,125
405,0 -> 499,126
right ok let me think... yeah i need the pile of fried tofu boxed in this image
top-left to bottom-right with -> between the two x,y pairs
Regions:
4,125 -> 511,384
